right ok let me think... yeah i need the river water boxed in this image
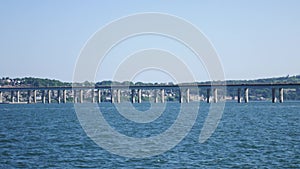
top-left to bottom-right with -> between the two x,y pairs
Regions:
0,102 -> 299,168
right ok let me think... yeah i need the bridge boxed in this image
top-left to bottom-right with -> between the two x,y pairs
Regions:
0,83 -> 299,104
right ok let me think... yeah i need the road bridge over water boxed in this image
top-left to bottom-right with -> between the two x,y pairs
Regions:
0,83 -> 299,104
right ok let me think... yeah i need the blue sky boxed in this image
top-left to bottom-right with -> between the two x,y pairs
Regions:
0,0 -> 299,82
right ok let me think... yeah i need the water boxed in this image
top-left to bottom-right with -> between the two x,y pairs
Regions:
0,102 -> 299,168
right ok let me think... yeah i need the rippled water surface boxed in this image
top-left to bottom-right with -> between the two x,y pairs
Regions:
0,102 -> 299,168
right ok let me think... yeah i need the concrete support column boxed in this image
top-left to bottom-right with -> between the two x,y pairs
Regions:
161,89 -> 165,103
91,90 -> 95,103
213,88 -> 218,103
0,91 -> 2,103
27,90 -> 31,104
17,91 -> 20,103
117,89 -> 121,103
48,90 -> 51,103
79,90 -> 83,103
110,89 -> 114,103
63,90 -> 67,103
186,88 -> 190,103
206,88 -> 211,103
279,88 -> 283,103
237,88 -> 241,103
57,90 -> 61,104
154,90 -> 158,103
97,89 -> 101,103
42,90 -> 46,104
272,88 -> 276,103
179,90 -> 183,103
33,90 -> 36,103
73,90 -> 77,103
11,91 -> 14,103
131,89 -> 135,103
244,88 -> 249,103
138,89 -> 142,103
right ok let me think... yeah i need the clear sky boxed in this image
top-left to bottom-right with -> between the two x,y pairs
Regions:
0,0 -> 299,82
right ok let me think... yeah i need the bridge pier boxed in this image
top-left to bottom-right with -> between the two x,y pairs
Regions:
186,88 -> 190,103
42,90 -> 46,103
57,90 -> 61,104
27,90 -> 31,104
138,89 -> 142,103
73,90 -> 77,103
48,90 -> 51,103
63,90 -> 67,103
154,90 -> 158,103
116,89 -> 121,103
91,89 -> 95,103
213,88 -> 218,103
207,88 -> 211,103
110,89 -> 114,103
237,88 -> 241,103
131,89 -> 135,103
79,90 -> 83,103
33,90 -> 36,103
97,89 -> 101,103
16,91 -> 20,103
161,89 -> 165,103
244,88 -> 249,103
0,91 -> 2,103
11,91 -> 14,103
272,88 -> 277,103
279,88 -> 283,103
179,90 -> 183,103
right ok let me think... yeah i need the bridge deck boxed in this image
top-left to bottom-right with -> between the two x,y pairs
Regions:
0,83 -> 299,91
